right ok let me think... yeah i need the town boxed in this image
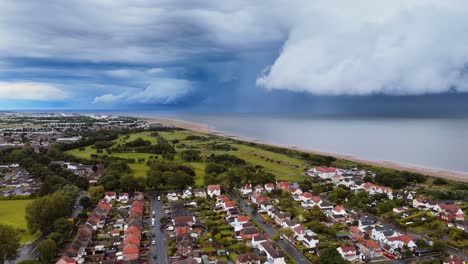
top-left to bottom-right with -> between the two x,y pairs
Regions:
0,113 -> 466,264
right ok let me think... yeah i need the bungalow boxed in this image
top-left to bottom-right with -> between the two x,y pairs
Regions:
207,184 -> 221,198
240,184 -> 253,195
259,241 -> 286,264
302,230 -> 320,249
238,227 -> 260,240
298,192 -> 314,202
236,252 -> 261,264
357,240 -> 383,259
331,205 -> 348,222
104,191 -> 116,201
264,183 -> 275,192
337,245 -> 358,262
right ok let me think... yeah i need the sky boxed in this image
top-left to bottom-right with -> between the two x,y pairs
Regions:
1,0 -> 468,116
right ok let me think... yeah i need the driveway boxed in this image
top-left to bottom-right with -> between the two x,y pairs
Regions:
228,191 -> 311,264
150,194 -> 169,264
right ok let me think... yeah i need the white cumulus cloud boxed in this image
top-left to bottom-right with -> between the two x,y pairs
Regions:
257,0 -> 468,95
93,78 -> 193,104
0,82 -> 67,100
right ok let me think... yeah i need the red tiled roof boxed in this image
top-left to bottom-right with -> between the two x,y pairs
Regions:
237,216 -> 250,222
207,184 -> 221,191
315,166 -> 336,173
363,239 -> 380,249
123,243 -> 139,254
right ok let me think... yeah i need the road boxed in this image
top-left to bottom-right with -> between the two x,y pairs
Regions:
10,192 -> 87,263
228,191 -> 311,264
150,194 -> 168,264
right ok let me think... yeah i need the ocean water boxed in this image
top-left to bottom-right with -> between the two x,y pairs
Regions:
14,110 -> 468,174
136,112 -> 468,174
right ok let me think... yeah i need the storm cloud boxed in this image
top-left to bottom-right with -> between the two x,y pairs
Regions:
0,0 -> 468,109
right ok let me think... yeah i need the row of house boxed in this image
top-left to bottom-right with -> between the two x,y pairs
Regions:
56,199 -> 112,264
412,195 -> 465,223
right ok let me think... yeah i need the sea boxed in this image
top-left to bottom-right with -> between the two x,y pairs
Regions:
10,110 -> 468,174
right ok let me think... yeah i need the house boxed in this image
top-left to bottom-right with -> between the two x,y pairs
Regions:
251,192 -> 268,205
236,252 -> 261,264
238,227 -> 260,240
230,216 -> 250,229
182,189 -> 192,199
371,225 -> 398,242
276,181 -> 290,191
438,203 -> 465,222
264,183 -> 275,192
308,166 -> 339,179
358,240 -> 383,259
104,191 -> 116,201
240,184 -> 253,195
223,200 -> 236,211
254,185 -> 264,193
251,233 -> 268,248
331,205 -> 348,222
194,188 -> 207,198
118,193 -> 129,203
337,245 -> 358,262
350,226 -> 364,240
298,192 -> 313,202
207,184 -> 221,198
293,225 -> 306,241
122,243 -> 139,260
56,256 -> 76,264
302,230 -> 320,248
259,241 -> 286,264
177,233 -> 193,257
386,234 -> 417,250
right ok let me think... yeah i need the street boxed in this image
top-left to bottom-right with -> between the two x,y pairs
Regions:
228,191 -> 311,264
150,194 -> 168,264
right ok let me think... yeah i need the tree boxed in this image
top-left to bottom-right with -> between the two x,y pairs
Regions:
318,247 -> 348,264
53,217 -> 73,235
431,240 -> 447,254
88,185 -> 104,203
0,224 -> 20,264
160,216 -> 168,226
310,205 -> 326,221
180,150 -> 202,162
25,193 -> 72,233
79,196 -> 92,209
38,239 -> 56,264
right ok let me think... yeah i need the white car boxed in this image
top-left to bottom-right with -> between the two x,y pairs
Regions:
152,240 -> 156,245
157,196 -> 161,201
152,210 -> 155,215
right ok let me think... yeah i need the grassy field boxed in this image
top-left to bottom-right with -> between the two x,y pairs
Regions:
66,130 -> 308,186
0,199 -> 38,243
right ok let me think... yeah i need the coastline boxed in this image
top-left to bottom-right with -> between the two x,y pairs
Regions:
145,117 -> 468,183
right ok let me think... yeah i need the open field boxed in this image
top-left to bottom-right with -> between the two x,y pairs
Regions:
0,199 -> 37,243
66,130 -> 309,186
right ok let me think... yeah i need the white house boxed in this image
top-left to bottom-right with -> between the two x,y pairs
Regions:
207,185 -> 221,198
117,193 -> 129,204
337,245 -> 358,262
104,191 -> 116,202
385,234 -> 417,251
302,230 -> 320,248
264,183 -> 275,192
240,184 -> 253,195
308,166 -> 340,179
251,233 -> 268,248
259,241 -> 286,264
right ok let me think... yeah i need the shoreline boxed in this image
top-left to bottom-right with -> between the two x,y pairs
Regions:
144,117 -> 468,183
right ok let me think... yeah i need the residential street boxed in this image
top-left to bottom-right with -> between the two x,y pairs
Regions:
150,194 -> 168,264
228,191 -> 311,264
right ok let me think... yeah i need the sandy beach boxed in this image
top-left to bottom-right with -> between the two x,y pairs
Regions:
146,117 -> 468,183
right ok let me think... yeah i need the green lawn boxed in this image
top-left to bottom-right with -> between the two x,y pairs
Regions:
66,129 -> 308,186
0,199 -> 38,243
